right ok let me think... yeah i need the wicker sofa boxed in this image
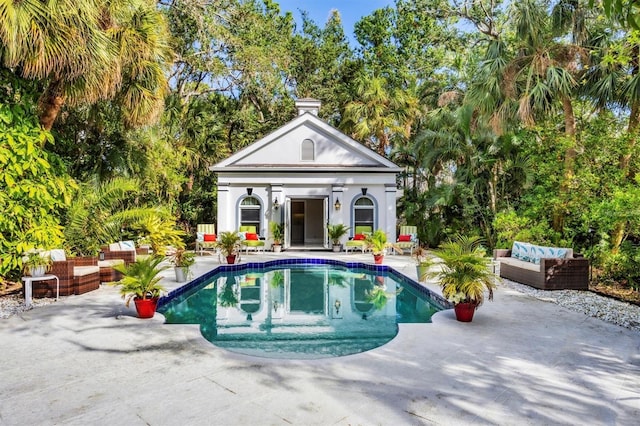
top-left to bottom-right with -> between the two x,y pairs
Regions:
493,242 -> 589,290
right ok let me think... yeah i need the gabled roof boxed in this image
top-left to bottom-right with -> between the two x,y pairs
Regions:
210,112 -> 401,173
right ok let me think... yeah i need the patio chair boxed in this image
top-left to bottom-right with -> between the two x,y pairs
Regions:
31,249 -> 101,297
196,224 -> 218,255
101,241 -> 149,265
395,225 -> 418,255
239,225 -> 266,254
345,226 -> 372,253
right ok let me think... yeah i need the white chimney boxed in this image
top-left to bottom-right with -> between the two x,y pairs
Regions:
295,98 -> 321,116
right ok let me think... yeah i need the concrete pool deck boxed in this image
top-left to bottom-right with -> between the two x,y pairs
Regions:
1,251 -> 639,425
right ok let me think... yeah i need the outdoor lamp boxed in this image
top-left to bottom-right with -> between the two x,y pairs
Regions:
334,198 -> 341,210
361,187 -> 368,196
246,187 -> 253,195
334,299 -> 341,315
273,197 -> 279,210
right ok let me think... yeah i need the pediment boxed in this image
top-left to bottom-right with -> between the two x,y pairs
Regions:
211,113 -> 400,172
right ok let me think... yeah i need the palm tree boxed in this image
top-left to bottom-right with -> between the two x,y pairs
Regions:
0,0 -> 172,130
63,177 -> 172,255
581,15 -> 640,252
466,0 -> 590,233
340,74 -> 420,155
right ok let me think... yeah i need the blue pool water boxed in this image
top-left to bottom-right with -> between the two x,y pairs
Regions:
157,259 -> 450,359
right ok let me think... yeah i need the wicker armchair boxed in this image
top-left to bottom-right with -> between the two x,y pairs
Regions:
32,250 -> 100,297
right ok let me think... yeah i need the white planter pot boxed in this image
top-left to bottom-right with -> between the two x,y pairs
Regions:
29,265 -> 47,277
174,266 -> 189,283
272,245 -> 282,253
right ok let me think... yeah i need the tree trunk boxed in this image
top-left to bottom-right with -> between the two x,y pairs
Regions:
488,162 -> 498,215
610,222 -> 625,254
38,80 -> 66,131
553,96 -> 577,233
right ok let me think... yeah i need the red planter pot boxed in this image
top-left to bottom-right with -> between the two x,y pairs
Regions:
134,297 -> 159,319
226,255 -> 237,264
454,302 -> 477,322
373,254 -> 384,264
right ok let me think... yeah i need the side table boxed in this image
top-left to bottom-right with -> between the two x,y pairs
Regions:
21,274 -> 59,308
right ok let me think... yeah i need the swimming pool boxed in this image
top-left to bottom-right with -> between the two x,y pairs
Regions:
157,259 -> 450,359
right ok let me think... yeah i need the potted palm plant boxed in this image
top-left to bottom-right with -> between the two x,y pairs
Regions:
413,246 -> 434,282
112,255 -> 169,318
269,221 -> 284,252
327,223 -> 350,252
365,229 -> 402,264
22,250 -> 52,277
171,248 -> 195,282
432,235 -> 497,322
216,231 -> 242,264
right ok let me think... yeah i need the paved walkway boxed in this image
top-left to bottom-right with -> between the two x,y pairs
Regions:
1,251 -> 638,425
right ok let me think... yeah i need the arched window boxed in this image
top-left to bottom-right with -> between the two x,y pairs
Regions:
240,196 -> 262,230
301,139 -> 314,161
353,197 -> 374,229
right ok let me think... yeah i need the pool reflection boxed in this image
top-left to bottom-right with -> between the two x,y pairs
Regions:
160,266 -> 444,359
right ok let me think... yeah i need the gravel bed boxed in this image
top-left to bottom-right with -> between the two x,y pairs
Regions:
0,294 -> 57,319
500,279 -> 640,332
2,282 -> 639,332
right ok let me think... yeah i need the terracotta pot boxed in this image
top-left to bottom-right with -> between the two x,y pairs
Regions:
454,302 -> 477,322
373,254 -> 384,264
134,297 -> 158,319
226,255 -> 237,264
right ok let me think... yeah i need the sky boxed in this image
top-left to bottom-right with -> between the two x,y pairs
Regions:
275,0 -> 395,43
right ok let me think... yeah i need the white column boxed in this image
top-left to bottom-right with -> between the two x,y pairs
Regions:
385,183 -> 398,241
217,183 -> 232,232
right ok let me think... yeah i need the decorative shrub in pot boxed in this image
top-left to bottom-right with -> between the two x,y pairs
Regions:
22,250 -> 52,277
327,223 -> 350,252
432,235 -> 496,322
112,256 -> 169,318
171,249 -> 195,282
216,231 -> 242,264
413,246 -> 434,282
269,221 -> 284,252
365,229 -> 402,264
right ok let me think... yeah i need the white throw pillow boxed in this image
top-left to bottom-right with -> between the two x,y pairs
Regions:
119,240 -> 136,251
50,249 -> 66,262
